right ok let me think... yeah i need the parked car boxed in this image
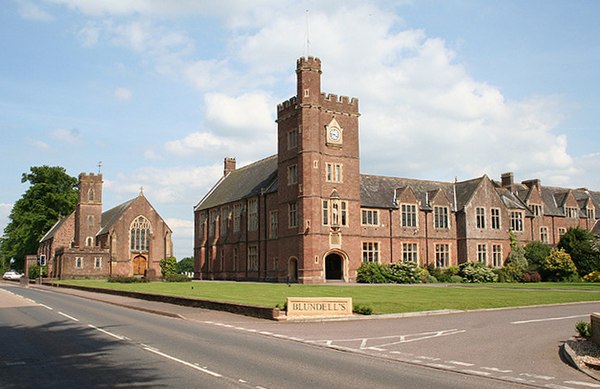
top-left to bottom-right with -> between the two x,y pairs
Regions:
2,271 -> 23,280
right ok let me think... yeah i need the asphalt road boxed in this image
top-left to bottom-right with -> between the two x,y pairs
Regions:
0,283 -> 535,389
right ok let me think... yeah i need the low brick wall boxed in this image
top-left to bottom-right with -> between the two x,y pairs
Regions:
46,282 -> 281,320
591,313 -> 600,346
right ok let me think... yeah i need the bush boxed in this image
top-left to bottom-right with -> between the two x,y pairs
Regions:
164,273 -> 192,282
353,304 -> 373,315
501,231 -> 529,282
28,264 -> 47,279
541,248 -> 579,282
160,256 -> 178,278
520,272 -> 542,283
356,262 -> 389,284
525,241 -> 552,272
576,321 -> 592,338
108,276 -> 149,283
458,262 -> 498,283
558,227 -> 600,277
449,275 -> 463,283
583,271 -> 600,282
387,261 -> 424,284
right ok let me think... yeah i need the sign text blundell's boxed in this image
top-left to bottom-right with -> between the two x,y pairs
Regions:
287,297 -> 352,318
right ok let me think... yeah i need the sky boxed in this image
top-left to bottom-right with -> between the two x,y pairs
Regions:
1,0 -> 599,261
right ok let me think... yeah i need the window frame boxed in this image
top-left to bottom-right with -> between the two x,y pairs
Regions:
433,206 -> 449,229
361,209 -> 379,226
402,242 -> 418,263
476,207 -> 486,229
401,203 -> 418,228
491,208 -> 501,230
510,211 -> 523,232
477,244 -> 487,265
435,243 -> 450,267
362,241 -> 380,263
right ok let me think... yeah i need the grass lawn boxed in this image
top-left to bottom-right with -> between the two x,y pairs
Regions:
56,280 -> 600,315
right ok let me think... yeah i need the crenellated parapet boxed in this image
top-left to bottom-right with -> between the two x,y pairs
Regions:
321,92 -> 359,114
277,96 -> 298,113
296,56 -> 322,73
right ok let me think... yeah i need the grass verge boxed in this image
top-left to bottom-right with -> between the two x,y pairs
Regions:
55,280 -> 600,315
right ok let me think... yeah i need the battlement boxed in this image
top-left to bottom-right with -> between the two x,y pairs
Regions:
322,92 -> 359,113
277,96 -> 298,112
296,56 -> 321,71
79,172 -> 103,182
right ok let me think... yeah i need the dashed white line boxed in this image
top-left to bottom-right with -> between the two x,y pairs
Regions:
446,360 -> 474,367
426,363 -> 457,369
58,312 -> 79,322
564,381 -> 600,388
88,324 -> 126,340
143,347 -> 222,378
511,314 -> 588,325
416,356 -> 440,361
25,298 -> 36,303
39,303 -> 53,310
463,370 -> 492,376
481,366 -> 512,373
520,373 -> 554,381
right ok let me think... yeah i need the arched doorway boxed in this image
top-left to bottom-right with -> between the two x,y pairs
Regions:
133,254 -> 147,276
325,253 -> 343,280
288,257 -> 298,283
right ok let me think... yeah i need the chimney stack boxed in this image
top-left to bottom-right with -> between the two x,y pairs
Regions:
501,172 -> 514,188
224,157 -> 236,176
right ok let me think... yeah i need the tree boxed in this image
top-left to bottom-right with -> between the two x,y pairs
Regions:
524,241 -> 552,272
558,227 -> 600,276
160,256 -> 178,278
176,256 -> 194,274
0,166 -> 78,271
541,248 -> 579,282
500,231 -> 529,282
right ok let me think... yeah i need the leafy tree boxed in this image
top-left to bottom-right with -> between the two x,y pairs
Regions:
0,166 -> 78,271
500,231 -> 528,282
524,241 -> 552,272
159,256 -> 178,278
541,248 -> 579,282
558,227 -> 600,276
176,256 -> 194,274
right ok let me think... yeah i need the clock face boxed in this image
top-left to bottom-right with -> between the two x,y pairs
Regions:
329,128 -> 341,141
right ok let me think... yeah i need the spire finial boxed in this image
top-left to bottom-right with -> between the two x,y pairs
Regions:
139,186 -> 144,196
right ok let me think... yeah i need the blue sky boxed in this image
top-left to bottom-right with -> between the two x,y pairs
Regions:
1,0 -> 599,260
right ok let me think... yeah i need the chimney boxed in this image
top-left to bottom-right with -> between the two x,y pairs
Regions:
522,179 -> 541,190
501,172 -> 514,188
224,157 -> 236,176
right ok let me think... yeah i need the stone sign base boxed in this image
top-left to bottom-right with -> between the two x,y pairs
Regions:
287,297 -> 352,318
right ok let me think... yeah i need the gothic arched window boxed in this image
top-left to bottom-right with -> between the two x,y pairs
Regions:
130,216 -> 151,252
88,189 -> 95,202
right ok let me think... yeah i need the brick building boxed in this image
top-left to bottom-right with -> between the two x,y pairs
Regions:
38,172 -> 173,279
193,56 -> 599,284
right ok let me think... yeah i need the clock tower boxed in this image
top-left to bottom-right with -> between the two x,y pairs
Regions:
276,57 -> 360,283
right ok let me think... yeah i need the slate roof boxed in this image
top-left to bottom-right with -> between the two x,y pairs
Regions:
195,155 -> 278,211
39,215 -> 71,243
96,197 -> 137,236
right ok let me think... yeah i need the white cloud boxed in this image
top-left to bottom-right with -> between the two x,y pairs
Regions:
52,128 -> 80,143
18,1 -> 54,21
77,23 -> 100,47
204,92 -> 274,135
29,139 -> 49,150
166,132 -> 232,156
165,217 -> 193,238
114,87 -> 132,101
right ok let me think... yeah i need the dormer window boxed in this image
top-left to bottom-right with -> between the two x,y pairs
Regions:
565,207 -> 578,218
587,207 -> 595,220
401,204 -> 417,228
530,204 -> 543,217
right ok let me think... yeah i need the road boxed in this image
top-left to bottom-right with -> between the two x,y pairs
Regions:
1,282 -> 599,388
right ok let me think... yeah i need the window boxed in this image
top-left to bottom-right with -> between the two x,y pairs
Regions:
361,209 -> 379,226
566,207 -> 578,218
130,216 -> 151,251
85,237 -> 93,247
88,189 -> 95,202
208,210 -> 217,237
492,245 -> 502,267
233,247 -> 238,271
477,244 -> 487,265
87,215 -> 94,226
558,227 -> 567,237
588,207 -> 596,220
324,200 -> 348,227
362,242 -> 380,263
287,128 -> 298,150
287,164 -> 298,185
403,243 -> 418,263
248,246 -> 258,272
510,211 -> 523,232
434,206 -> 449,229
491,208 -> 501,230
435,244 -> 450,267
322,200 -> 329,225
248,198 -> 258,231
289,202 -> 298,228
401,204 -> 417,228
233,204 -> 242,232
531,204 -> 543,217
269,211 -> 278,239
326,163 -> 343,182
476,207 -> 485,229
540,227 -> 549,243
94,257 -> 102,269
221,207 -> 230,236
75,257 -> 83,269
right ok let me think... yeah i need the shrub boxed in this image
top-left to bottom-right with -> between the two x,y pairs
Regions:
388,261 -> 424,284
108,276 -> 149,283
28,264 -> 47,279
356,262 -> 389,284
160,256 -> 178,278
520,272 -> 542,283
583,271 -> 600,282
458,262 -> 498,283
449,275 -> 463,283
558,227 -> 600,277
576,321 -> 592,338
541,248 -> 579,282
164,273 -> 192,282
501,231 -> 529,282
353,304 -> 373,315
525,241 -> 552,272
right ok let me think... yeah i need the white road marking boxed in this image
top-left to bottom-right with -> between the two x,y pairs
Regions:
39,303 -> 53,310
88,324 -> 126,340
520,373 -> 554,380
25,298 -> 36,303
463,370 -> 492,376
426,363 -> 457,369
416,356 -> 440,361
545,384 -> 578,389
564,381 -> 600,388
58,312 -> 79,322
481,366 -> 512,373
511,314 -> 588,325
446,360 -> 474,367
143,347 -> 222,377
